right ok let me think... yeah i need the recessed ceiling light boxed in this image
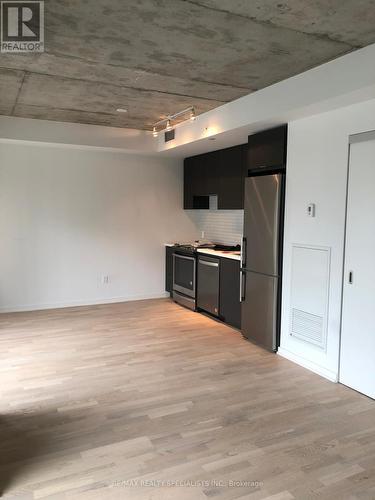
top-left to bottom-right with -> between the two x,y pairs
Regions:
116,108 -> 128,113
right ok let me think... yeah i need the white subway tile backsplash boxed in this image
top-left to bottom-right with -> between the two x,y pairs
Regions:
186,210 -> 244,245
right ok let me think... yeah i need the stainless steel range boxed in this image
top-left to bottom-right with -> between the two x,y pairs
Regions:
173,247 -> 197,310
172,244 -> 210,310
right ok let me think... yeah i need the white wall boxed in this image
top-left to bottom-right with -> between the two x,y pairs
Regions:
0,116 -> 155,152
279,98 -> 375,381
0,142 -> 198,312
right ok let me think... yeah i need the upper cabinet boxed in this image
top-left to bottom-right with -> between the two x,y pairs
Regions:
217,145 -> 245,210
184,144 -> 246,210
247,125 -> 288,172
183,125 -> 287,210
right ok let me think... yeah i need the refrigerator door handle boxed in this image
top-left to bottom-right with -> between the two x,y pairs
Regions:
240,270 -> 246,302
241,237 -> 247,268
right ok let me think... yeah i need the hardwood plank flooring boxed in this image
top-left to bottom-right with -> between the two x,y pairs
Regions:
0,298 -> 374,499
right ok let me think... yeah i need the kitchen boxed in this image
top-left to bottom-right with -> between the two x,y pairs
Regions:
1,1 -> 375,497
165,125 -> 287,351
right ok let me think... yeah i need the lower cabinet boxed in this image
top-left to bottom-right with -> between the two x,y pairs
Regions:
165,246 -> 174,294
219,258 -> 241,329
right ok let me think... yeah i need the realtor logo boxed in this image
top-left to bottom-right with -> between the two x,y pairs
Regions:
1,1 -> 44,52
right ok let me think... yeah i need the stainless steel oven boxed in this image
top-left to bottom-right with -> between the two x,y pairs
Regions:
173,252 -> 196,310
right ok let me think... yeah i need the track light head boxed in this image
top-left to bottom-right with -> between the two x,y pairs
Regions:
151,107 -> 195,134
166,119 -> 173,132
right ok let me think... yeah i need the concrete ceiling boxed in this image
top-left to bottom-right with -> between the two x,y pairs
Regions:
1,0 -> 374,131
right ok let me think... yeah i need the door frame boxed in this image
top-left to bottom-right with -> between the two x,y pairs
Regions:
338,129 -> 375,382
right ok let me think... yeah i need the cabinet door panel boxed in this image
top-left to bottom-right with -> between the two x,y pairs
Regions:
220,258 -> 241,328
218,146 -> 245,209
165,246 -> 174,293
247,125 -> 287,171
183,157 -> 195,209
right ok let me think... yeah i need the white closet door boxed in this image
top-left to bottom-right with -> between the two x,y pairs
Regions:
340,137 -> 375,399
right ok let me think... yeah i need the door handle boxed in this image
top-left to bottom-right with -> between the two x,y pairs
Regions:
199,260 -> 219,267
173,253 -> 195,261
348,271 -> 353,284
241,237 -> 247,268
240,271 -> 246,302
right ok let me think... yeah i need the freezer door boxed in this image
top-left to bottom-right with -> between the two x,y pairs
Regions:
243,174 -> 282,276
241,271 -> 278,351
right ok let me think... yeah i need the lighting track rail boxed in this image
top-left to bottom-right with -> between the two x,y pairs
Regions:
152,106 -> 196,137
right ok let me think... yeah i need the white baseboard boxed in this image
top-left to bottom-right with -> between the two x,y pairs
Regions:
0,292 -> 170,313
277,347 -> 338,382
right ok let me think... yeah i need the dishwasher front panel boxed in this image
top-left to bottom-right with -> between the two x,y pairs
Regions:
197,256 -> 220,316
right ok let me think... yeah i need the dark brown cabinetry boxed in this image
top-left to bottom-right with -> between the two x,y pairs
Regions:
184,144 -> 246,210
219,258 -> 241,329
184,125 -> 287,210
217,146 -> 245,209
247,125 -> 287,172
165,246 -> 174,294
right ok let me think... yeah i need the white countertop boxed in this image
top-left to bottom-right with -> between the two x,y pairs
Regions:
196,248 -> 241,261
165,243 -> 241,261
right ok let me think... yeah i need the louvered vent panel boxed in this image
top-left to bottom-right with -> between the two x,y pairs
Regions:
289,245 -> 331,350
291,308 -> 324,347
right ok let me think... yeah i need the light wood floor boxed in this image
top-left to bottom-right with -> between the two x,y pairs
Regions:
0,299 -> 374,500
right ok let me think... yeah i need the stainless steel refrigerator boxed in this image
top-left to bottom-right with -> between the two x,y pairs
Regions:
240,172 -> 285,351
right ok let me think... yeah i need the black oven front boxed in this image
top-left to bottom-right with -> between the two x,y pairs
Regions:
173,252 -> 196,298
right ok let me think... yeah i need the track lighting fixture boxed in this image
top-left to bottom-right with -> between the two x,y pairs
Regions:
151,106 -> 196,135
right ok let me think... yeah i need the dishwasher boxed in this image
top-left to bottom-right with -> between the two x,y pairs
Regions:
197,255 -> 220,316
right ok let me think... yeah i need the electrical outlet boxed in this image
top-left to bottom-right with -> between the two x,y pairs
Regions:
201,231 -> 205,239
102,275 -> 110,285
307,203 -> 316,217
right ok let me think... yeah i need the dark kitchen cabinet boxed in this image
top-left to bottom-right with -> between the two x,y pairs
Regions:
184,155 -> 209,209
219,258 -> 241,329
184,156 -> 201,209
184,144 -> 246,210
165,246 -> 174,294
217,145 -> 246,209
247,125 -> 287,172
